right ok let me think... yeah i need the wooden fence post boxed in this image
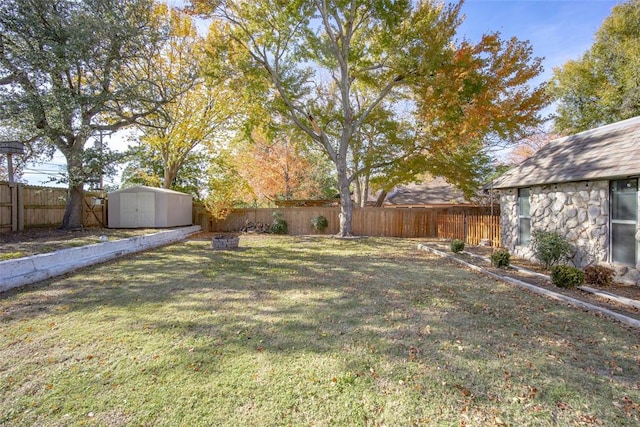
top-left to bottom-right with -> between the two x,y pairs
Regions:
10,183 -> 17,232
17,183 -> 24,231
463,212 -> 467,243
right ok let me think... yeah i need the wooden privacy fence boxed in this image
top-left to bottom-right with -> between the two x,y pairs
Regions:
206,205 -> 501,243
437,212 -> 501,246
0,182 -> 106,232
1,185 -> 500,245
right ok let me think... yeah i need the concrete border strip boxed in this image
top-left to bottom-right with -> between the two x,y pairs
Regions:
462,250 -> 552,281
1,225 -> 200,292
578,285 -> 640,310
417,243 -> 640,329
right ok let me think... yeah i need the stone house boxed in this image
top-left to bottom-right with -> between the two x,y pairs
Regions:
491,116 -> 640,285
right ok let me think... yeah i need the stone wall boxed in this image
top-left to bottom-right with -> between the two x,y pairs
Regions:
500,180 -> 640,285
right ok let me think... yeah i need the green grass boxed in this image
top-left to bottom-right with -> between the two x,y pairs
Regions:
0,251 -> 25,261
1,235 -> 639,426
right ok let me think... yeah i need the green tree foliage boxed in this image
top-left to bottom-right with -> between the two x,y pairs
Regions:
549,0 -> 640,133
0,122 -> 55,182
0,0 -> 190,228
120,144 -> 209,200
203,150 -> 254,219
134,6 -> 234,191
202,0 -> 548,236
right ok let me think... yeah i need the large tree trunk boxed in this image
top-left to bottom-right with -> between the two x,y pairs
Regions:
354,178 -> 362,207
361,175 -> 369,208
60,148 -> 85,229
163,164 -> 178,189
61,184 -> 85,229
336,161 -> 353,237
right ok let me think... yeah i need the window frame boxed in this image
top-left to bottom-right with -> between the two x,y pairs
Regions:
518,187 -> 531,246
610,179 -> 638,267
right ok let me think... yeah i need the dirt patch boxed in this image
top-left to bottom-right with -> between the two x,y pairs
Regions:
422,241 -> 640,322
0,227 -> 165,259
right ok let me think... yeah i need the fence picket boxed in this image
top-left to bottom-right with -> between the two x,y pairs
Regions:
1,180 -> 500,245
207,206 -> 500,243
0,182 -> 106,232
436,212 -> 501,246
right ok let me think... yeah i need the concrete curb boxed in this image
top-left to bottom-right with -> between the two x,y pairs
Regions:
1,225 -> 201,292
417,244 -> 640,329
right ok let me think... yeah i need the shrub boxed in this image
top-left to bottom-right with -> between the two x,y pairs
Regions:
530,230 -> 573,269
491,249 -> 511,268
310,215 -> 329,233
450,239 -> 465,253
583,265 -> 615,287
550,265 -> 585,288
270,212 -> 288,235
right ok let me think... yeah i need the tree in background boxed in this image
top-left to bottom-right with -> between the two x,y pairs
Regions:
203,0 -> 548,236
0,0 -> 193,229
505,128 -> 558,165
235,128 -> 336,204
203,150 -> 254,219
550,0 -> 640,133
350,100 -> 415,207
120,143 -> 210,200
407,33 -> 549,198
133,6 -> 234,190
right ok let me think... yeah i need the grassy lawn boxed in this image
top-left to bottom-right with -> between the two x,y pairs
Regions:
0,228 -> 166,259
1,235 -> 639,426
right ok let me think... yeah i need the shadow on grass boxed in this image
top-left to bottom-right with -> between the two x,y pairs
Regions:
2,236 -> 639,424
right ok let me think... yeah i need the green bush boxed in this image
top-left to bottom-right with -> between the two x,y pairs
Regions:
310,215 -> 329,233
550,265 -> 585,288
450,239 -> 465,253
491,249 -> 511,268
530,230 -> 573,269
583,265 -> 615,287
270,211 -> 288,235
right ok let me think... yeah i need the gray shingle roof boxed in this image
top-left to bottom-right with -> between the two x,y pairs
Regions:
491,116 -> 640,189
385,177 -> 471,205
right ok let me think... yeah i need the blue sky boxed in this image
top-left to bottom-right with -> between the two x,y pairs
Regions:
20,0 -> 624,186
458,0 -> 621,83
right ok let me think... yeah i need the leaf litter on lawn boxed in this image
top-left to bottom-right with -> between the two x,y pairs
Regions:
0,235 -> 638,426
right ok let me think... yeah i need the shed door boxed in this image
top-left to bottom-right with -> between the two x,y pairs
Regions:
119,192 -> 155,227
137,192 -> 155,226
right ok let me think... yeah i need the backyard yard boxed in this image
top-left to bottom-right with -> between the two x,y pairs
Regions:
1,235 -> 639,426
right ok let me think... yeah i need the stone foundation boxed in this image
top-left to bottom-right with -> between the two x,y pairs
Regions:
212,236 -> 239,250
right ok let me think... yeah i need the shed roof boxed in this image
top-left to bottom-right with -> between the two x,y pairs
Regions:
108,185 -> 190,196
491,116 -> 640,189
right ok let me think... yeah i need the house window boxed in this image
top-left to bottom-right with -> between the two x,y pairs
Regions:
518,188 -> 531,245
610,179 -> 638,266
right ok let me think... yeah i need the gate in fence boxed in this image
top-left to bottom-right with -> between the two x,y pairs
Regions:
204,205 -> 501,245
0,182 -> 106,232
436,212 -> 500,246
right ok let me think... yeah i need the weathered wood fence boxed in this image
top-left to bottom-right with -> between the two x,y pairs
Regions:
436,212 -> 500,246
2,182 -> 500,246
201,205 -> 501,244
0,182 -> 106,232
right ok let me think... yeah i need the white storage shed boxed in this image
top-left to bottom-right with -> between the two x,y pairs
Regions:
108,186 -> 192,228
